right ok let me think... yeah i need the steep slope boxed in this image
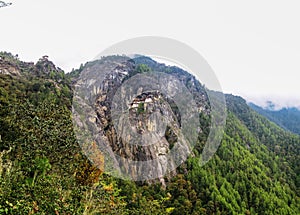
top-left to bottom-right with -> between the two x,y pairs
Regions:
249,102 -> 300,135
0,52 -> 129,214
72,56 -> 300,214
228,95 -> 300,194
0,53 -> 299,214
72,55 -> 210,183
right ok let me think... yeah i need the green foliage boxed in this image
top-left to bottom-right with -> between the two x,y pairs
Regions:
227,95 -> 300,195
137,102 -> 145,114
136,64 -> 151,73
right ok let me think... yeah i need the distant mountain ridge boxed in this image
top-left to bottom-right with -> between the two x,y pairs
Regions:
249,102 -> 300,135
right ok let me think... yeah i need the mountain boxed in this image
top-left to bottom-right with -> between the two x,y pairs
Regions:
72,55 -> 211,184
249,102 -> 300,135
0,52 -> 299,214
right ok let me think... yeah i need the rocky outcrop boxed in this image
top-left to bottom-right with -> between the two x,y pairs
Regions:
73,56 -> 211,184
0,61 -> 20,76
0,55 -> 21,76
35,56 -> 64,75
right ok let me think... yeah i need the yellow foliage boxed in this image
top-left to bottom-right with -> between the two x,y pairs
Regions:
75,141 -> 105,186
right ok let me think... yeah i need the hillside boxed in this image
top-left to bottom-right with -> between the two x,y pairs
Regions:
0,52 -> 299,214
249,102 -> 300,135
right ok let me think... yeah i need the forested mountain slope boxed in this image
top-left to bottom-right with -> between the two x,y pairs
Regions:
227,96 -> 300,189
0,52 -> 299,214
249,102 -> 300,135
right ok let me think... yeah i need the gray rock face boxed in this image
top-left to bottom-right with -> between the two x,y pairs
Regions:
72,56 -> 210,183
0,60 -> 20,76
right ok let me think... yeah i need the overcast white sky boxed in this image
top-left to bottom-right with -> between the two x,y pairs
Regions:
1,0 -> 300,108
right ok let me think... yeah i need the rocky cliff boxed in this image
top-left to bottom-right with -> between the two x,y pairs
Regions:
72,56 -> 211,184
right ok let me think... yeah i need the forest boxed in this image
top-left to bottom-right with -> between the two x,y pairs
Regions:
249,102 -> 300,135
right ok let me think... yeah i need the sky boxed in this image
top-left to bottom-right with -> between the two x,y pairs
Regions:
0,0 -> 300,108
